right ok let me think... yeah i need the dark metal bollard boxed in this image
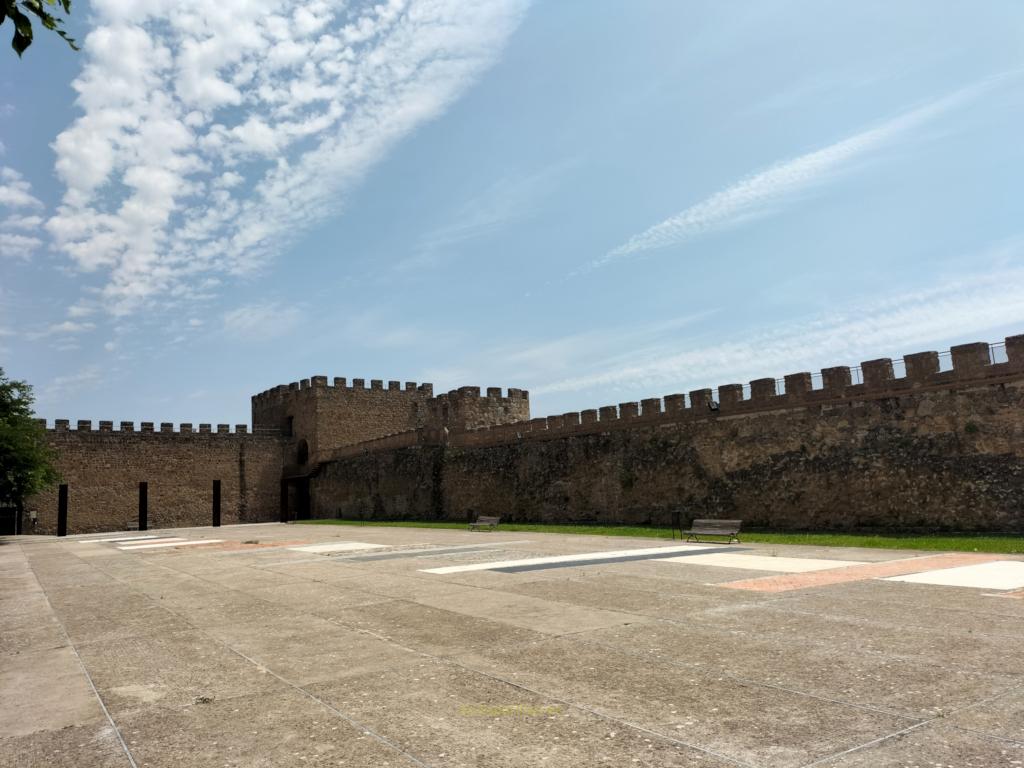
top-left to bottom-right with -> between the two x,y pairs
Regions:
279,480 -> 289,523
212,480 -> 221,527
57,485 -> 68,537
138,481 -> 148,531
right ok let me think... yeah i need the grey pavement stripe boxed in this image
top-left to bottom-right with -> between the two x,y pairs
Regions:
489,545 -> 748,573
330,541 -> 533,562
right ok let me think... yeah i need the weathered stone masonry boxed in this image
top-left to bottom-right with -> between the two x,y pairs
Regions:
309,337 -> 1024,533
25,335 -> 1024,534
27,423 -> 284,535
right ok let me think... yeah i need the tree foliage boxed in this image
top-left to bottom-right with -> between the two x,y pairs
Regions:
0,368 -> 58,509
1,0 -> 78,57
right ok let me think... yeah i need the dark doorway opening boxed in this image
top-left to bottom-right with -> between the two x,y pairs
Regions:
280,477 -> 311,522
0,507 -> 16,536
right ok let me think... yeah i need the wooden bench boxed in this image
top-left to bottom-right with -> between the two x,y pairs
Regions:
681,518 -> 742,543
469,515 -> 500,531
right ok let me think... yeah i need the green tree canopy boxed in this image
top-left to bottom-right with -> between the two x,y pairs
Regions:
2,0 -> 77,56
0,367 -> 58,509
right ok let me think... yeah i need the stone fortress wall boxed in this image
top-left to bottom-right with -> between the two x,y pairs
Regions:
308,336 -> 1024,533
23,334 -> 1024,535
26,422 -> 285,535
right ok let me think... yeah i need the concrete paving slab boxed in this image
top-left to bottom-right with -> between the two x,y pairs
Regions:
5,525 -> 1023,767
944,688 -> 1024,743
0,646 -> 105,738
769,583 -> 1024,640
0,723 -> 128,768
412,586 -> 649,635
308,657 -> 740,768
0,611 -> 67,656
494,575 -> 773,622
582,620 -> 1018,718
239,580 -> 395,615
327,599 -> 548,656
459,636 -> 914,768
46,589 -> 195,646
696,602 -> 1024,678
75,628 -> 287,715
813,722 -> 1024,767
115,688 -> 428,767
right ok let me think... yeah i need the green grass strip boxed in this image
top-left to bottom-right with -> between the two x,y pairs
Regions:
294,519 -> 1024,554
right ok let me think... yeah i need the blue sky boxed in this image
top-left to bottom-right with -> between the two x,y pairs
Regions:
2,0 -> 1024,425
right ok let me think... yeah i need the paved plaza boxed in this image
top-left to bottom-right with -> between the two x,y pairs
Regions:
2,523 -> 1024,767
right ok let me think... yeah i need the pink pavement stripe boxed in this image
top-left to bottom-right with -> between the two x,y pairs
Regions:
718,552 -> 1005,593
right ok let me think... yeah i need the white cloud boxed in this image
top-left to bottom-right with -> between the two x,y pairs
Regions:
47,0 -> 530,315
0,168 -> 45,260
3,214 -> 44,230
594,75 -> 1007,270
0,233 -> 43,260
223,302 -> 302,340
67,301 -> 98,318
31,320 -> 97,338
534,262 -> 1024,398
0,167 -> 43,209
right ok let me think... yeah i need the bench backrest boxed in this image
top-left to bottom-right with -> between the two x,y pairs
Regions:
475,515 -> 500,525
690,518 -> 742,533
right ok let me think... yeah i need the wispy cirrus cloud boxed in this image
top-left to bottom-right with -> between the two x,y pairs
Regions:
592,75 -> 1007,271
395,160 -> 572,273
39,365 -> 105,405
536,257 -> 1024,399
47,0 -> 530,316
223,302 -> 303,341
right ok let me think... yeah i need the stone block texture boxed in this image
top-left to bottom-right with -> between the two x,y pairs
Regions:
23,335 -> 1024,535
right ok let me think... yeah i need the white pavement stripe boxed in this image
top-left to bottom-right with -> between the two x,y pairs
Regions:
115,538 -> 184,548
287,542 -> 388,554
79,535 -> 162,543
420,544 -> 716,574
117,539 -> 223,550
884,560 -> 1024,590
657,553 -> 867,572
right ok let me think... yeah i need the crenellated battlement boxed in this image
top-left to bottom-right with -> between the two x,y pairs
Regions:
447,335 -> 1024,449
36,419 -> 281,437
426,386 -> 530,432
251,377 -> 435,405
248,373 -> 530,459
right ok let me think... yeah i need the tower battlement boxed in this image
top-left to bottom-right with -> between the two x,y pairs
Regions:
427,386 -> 530,432
251,374 -> 530,464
